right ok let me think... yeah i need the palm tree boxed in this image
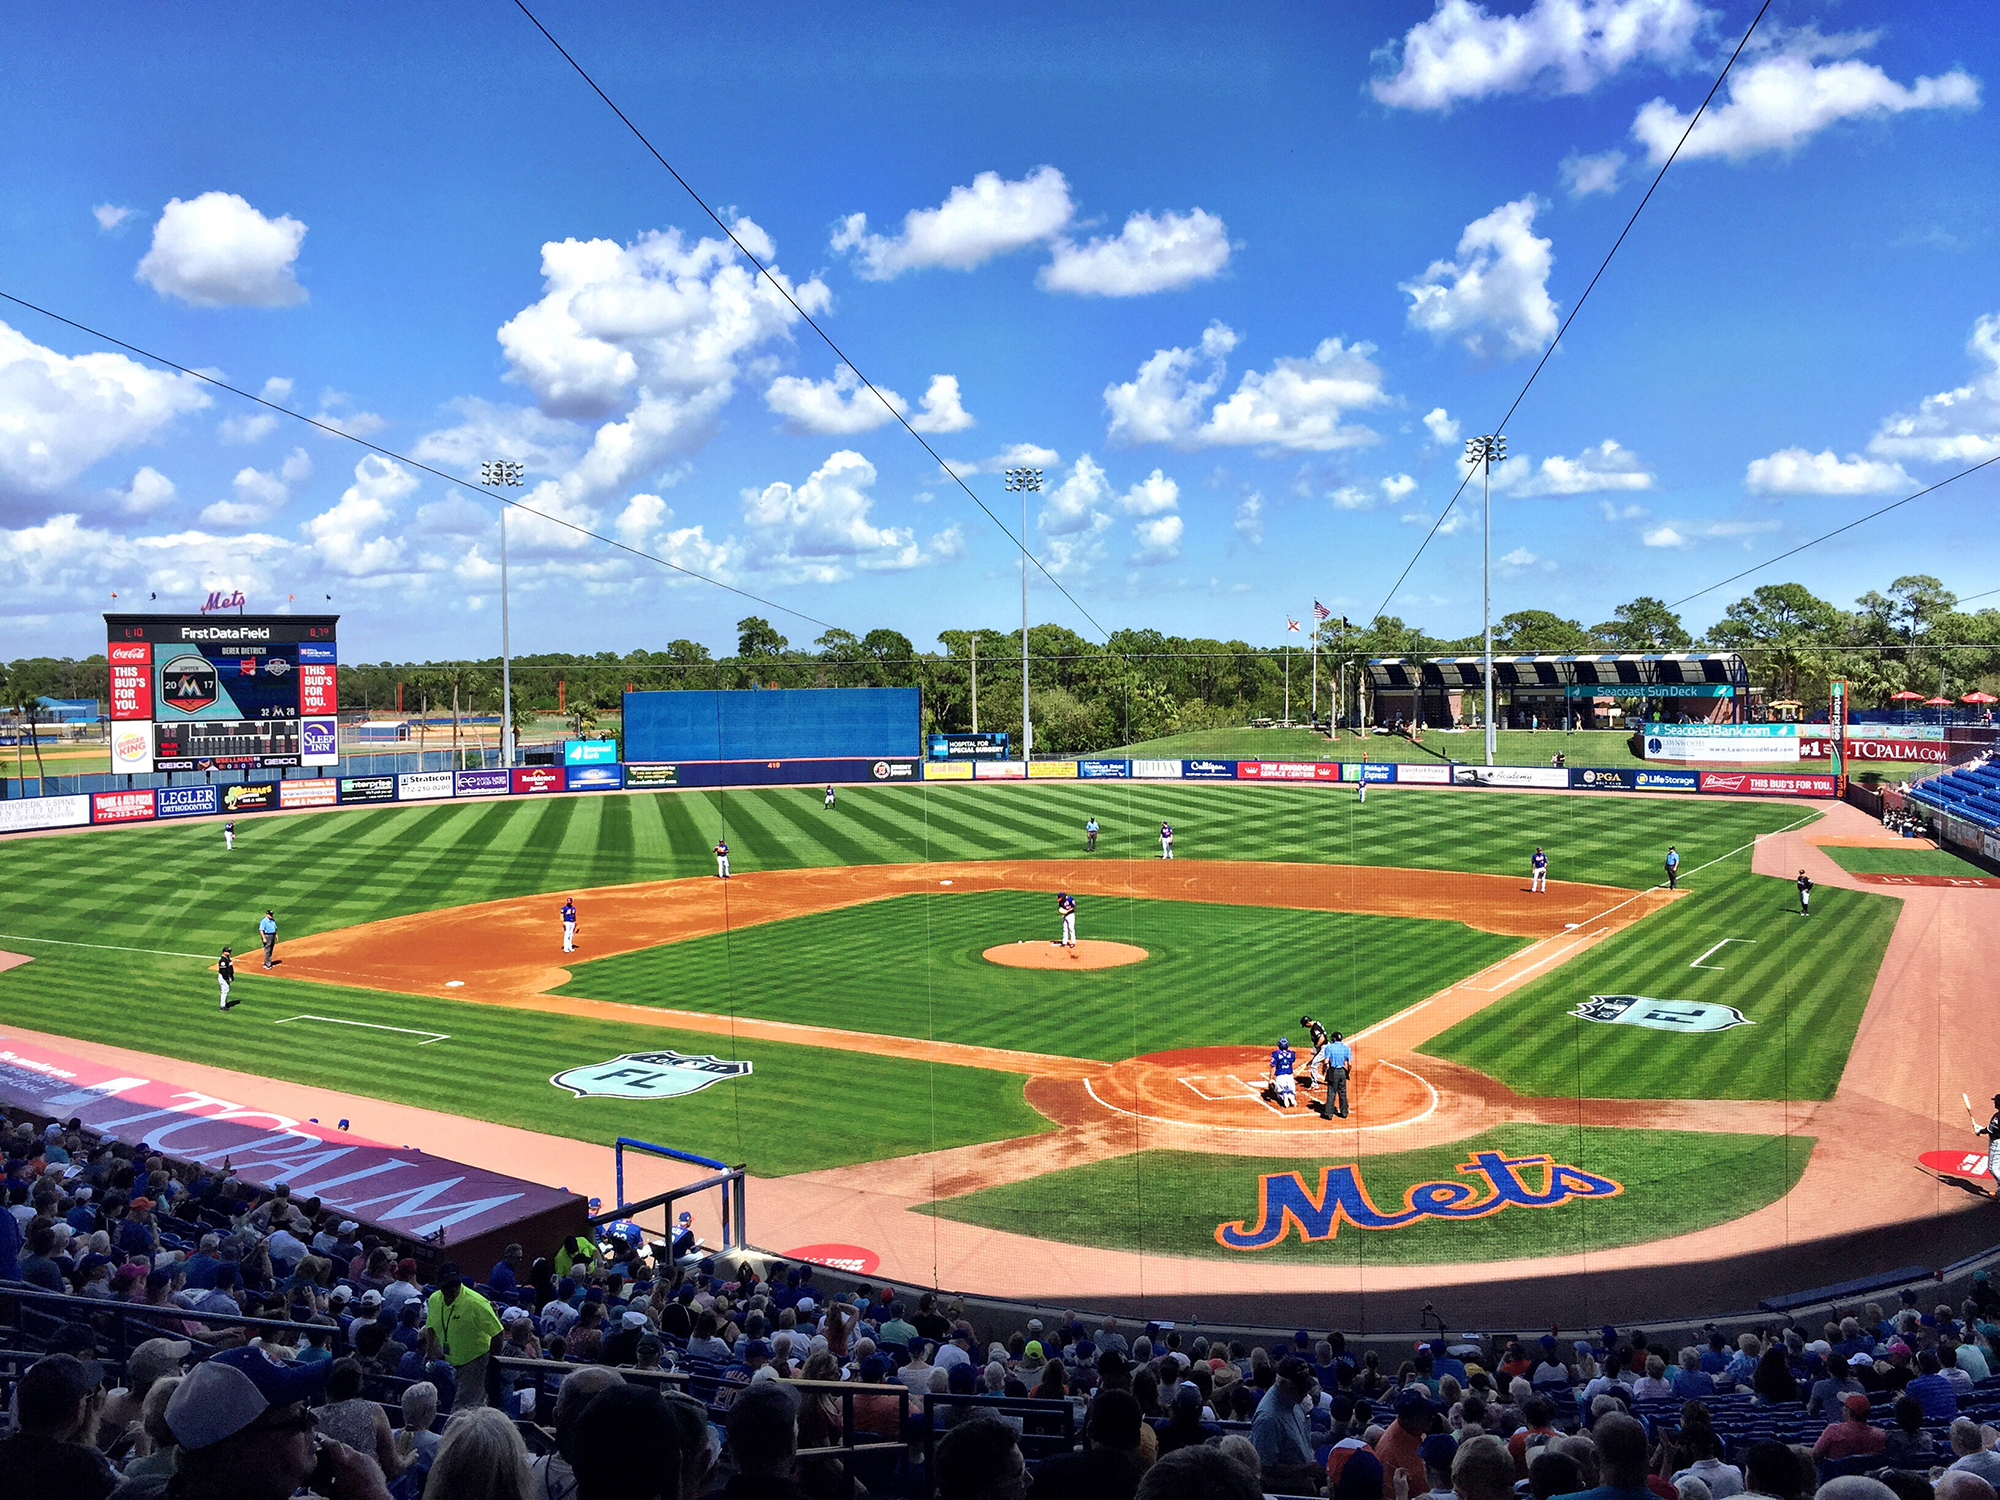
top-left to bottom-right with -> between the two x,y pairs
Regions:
570,696 -> 600,739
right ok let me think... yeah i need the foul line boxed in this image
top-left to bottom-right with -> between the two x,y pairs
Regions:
0,931 -> 211,960
274,1014 -> 451,1045
1690,937 -> 1755,971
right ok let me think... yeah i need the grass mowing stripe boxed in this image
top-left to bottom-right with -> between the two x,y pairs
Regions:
556,891 -> 1525,1062
1421,867 -> 1895,1100
0,951 -> 1047,1176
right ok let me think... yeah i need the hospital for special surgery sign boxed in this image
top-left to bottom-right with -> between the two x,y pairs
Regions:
0,1036 -> 575,1245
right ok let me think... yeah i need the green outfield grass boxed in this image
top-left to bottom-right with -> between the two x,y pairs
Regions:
0,783 -> 1814,963
0,952 -> 1046,1175
553,892 -> 1525,1061
1101,727 -> 1929,781
920,1124 -> 1812,1263
1422,865 -> 1898,1100
1821,844 -> 1995,878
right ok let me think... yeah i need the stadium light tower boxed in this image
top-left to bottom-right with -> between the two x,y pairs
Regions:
1464,434 -> 1507,767
1003,467 -> 1043,761
480,460 -> 527,765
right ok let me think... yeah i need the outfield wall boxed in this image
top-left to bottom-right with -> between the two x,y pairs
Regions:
0,753 -> 1847,834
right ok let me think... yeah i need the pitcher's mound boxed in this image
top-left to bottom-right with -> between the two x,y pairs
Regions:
983,940 -> 1149,971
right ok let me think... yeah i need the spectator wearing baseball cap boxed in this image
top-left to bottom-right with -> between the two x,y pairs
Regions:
0,1353 -> 117,1500
1419,1433 -> 1459,1500
99,1337 -> 189,1451
1376,1389 -> 1435,1499
1035,1388 -> 1146,1500
106,1344 -> 389,1500
1252,1357 -> 1322,1495
425,1262 -> 505,1412
1812,1394 -> 1887,1462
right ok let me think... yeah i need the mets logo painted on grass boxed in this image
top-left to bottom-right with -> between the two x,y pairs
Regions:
551,1051 -> 753,1100
1216,1152 -> 1623,1250
1571,995 -> 1753,1033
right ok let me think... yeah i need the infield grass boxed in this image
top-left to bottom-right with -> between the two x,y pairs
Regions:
920,1124 -> 1813,1263
552,892 -> 1525,1061
1422,866 -> 1898,1100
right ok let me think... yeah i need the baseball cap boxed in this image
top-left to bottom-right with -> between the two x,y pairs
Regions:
17,1355 -> 103,1428
1843,1393 -> 1872,1415
745,1338 -> 774,1359
620,1310 -> 648,1330
1395,1388 -> 1434,1420
1849,1353 -> 1874,1370
166,1345 -> 330,1450
1420,1434 -> 1459,1467
130,1196 -> 154,1212
358,1289 -> 383,1308
128,1338 -> 191,1388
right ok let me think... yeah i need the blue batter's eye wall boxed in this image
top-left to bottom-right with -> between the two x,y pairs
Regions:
622,687 -> 920,763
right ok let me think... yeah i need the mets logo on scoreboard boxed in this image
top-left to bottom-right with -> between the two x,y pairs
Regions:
550,1051 -> 753,1099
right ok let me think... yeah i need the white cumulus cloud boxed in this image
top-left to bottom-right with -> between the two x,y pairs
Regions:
108,466 -> 177,516
1372,0 -> 1709,111
1381,473 -> 1419,499
764,367 -> 975,436
136,191 -> 308,308
1423,407 -> 1461,444
1561,149 -> 1627,196
1131,513 -> 1184,564
218,377 -> 295,445
1633,35 -> 1980,163
496,219 -> 826,509
1403,198 -> 1558,360
0,318 -> 211,492
1120,469 -> 1180,516
204,446 -> 312,526
832,167 -> 1074,279
93,204 -> 134,233
1040,209 -> 1231,296
411,397 -> 585,477
1508,439 -> 1656,495
1866,313 -> 2000,465
740,449 -> 958,582
1105,322 -> 1388,452
1234,492 -> 1264,546
303,454 -> 413,575
1643,518 -> 1779,548
1744,447 -> 1912,495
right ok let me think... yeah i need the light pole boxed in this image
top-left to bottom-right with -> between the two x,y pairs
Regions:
1003,466 -> 1042,762
1463,434 -> 1507,766
480,460 -> 526,765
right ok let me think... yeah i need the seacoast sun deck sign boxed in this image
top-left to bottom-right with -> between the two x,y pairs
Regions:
1216,1151 -> 1624,1250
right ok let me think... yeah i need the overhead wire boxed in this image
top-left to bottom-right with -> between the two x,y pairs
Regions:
0,289 -> 846,634
1667,452 -> 2000,609
510,0 -> 1112,642
1372,0 -> 1776,622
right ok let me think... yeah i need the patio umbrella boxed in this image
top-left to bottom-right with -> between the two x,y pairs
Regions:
1963,691 -> 1998,704
1923,696 -> 1954,705
1890,691 -> 1926,701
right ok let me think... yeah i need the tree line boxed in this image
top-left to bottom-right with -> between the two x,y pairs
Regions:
5,575 -> 1995,757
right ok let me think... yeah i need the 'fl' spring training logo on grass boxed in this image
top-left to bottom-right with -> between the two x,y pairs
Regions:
1215,1151 -> 1623,1250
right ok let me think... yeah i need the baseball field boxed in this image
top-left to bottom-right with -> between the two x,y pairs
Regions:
0,776 -> 1986,1315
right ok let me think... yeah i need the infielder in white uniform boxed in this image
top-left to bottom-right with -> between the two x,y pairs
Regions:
1976,1094 -> 2000,1196
1531,847 -> 1547,893
561,898 -> 577,953
1160,822 -> 1174,860
714,840 -> 730,878
1057,891 -> 1077,949
824,784 -> 836,810
223,820 -> 235,851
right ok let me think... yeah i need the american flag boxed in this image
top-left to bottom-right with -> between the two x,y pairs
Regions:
1313,600 -> 1332,621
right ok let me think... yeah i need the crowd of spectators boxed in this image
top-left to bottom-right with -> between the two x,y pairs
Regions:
11,1109 -> 2000,1500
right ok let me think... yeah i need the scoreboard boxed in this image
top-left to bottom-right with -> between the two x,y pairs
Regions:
105,614 -> 340,774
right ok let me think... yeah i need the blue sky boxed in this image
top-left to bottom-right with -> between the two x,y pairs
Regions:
1,0 -> 1995,662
